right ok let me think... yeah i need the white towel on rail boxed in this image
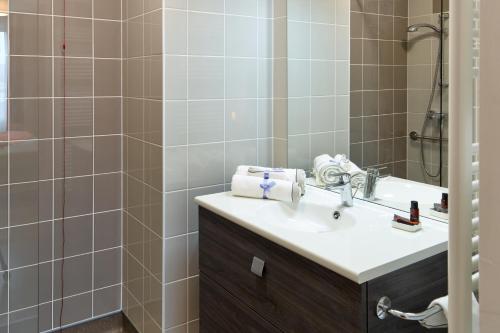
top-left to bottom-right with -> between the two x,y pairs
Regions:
420,293 -> 479,332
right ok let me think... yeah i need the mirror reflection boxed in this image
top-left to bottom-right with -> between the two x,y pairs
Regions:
287,0 -> 449,220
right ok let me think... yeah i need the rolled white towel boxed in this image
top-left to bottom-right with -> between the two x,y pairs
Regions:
236,166 -> 306,195
420,293 -> 479,332
313,154 -> 366,188
313,154 -> 345,185
231,175 -> 301,203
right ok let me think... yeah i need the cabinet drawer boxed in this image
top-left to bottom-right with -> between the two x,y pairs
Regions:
200,273 -> 281,333
199,207 -> 366,333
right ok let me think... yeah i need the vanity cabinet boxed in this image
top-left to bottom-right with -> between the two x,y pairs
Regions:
199,207 -> 448,333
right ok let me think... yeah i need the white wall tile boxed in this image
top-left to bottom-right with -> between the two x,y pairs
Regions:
258,59 -> 273,98
336,25 -> 350,60
225,58 -> 258,99
187,234 -> 199,277
311,0 -> 335,24
311,60 -> 335,96
165,9 -> 187,55
188,57 -> 224,99
259,18 -> 273,58
258,138 -> 273,167
288,97 -> 310,135
311,96 -> 336,132
163,280 -> 188,329
311,24 -> 335,60
165,55 -> 187,100
164,191 -> 188,238
334,130 -> 350,155
187,143 -> 225,188
225,99 -> 258,140
164,146 -> 188,192
164,0 -> 187,9
226,15 -> 259,57
288,21 -> 310,59
335,61 -> 349,94
188,100 -> 224,144
164,101 -> 188,147
288,134 -> 310,170
164,236 -> 187,282
225,140 -> 258,183
336,0 -> 350,25
335,95 -> 349,131
311,132 -> 335,158
187,185 -> 225,233
188,0 -> 224,13
188,12 -> 224,56
226,0 -> 259,16
288,0 -> 311,21
257,99 -> 273,138
288,59 -> 310,97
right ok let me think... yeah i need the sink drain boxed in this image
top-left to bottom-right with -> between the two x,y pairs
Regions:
332,211 -> 341,220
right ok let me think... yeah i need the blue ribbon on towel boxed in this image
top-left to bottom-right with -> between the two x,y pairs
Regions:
260,171 -> 276,199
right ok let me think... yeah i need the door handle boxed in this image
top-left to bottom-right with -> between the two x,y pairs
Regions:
250,256 -> 265,277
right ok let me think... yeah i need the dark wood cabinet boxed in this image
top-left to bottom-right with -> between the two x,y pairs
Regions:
199,207 -> 448,333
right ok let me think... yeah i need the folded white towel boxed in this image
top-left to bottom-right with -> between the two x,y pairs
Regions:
420,293 -> 479,332
231,175 -> 301,203
313,154 -> 366,188
236,165 -> 306,195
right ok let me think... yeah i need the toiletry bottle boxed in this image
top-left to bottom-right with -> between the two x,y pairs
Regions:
410,201 -> 419,223
441,193 -> 448,210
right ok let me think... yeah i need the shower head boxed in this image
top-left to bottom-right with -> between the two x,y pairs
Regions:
407,23 -> 441,33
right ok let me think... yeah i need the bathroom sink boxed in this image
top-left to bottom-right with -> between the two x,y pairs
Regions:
254,202 -> 356,233
195,185 -> 448,283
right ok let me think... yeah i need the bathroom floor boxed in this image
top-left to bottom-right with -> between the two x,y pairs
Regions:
60,313 -> 137,333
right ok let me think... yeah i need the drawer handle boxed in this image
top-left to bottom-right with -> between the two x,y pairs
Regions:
251,256 -> 265,277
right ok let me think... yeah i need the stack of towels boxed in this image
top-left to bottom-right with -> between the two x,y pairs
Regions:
313,154 -> 366,188
231,166 -> 306,203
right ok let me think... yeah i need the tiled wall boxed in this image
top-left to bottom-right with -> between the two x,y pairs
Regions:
122,1 -> 163,333
272,1 -> 288,167
287,0 -> 350,170
406,0 -> 449,186
349,0 -> 408,176
162,0 -> 281,331
0,0 -> 123,332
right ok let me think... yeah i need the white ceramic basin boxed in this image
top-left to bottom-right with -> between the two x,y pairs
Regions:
255,201 -> 357,233
195,185 -> 448,283
364,176 -> 448,221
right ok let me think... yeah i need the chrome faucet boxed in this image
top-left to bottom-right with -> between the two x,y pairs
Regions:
326,173 -> 353,207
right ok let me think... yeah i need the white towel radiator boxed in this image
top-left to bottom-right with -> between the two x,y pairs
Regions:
448,0 -> 480,332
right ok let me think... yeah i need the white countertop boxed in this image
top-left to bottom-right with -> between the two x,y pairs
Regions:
195,185 -> 448,284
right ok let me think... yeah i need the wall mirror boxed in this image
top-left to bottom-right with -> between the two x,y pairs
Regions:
286,0 -> 450,221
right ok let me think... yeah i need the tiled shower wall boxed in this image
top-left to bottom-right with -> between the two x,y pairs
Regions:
287,0 -> 350,170
122,1 -> 163,333
162,0 -> 283,331
406,0 -> 449,186
349,0 -> 408,176
0,0 -> 123,332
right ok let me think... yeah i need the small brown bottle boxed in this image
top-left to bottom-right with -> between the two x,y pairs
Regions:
441,193 -> 448,210
410,201 -> 420,223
